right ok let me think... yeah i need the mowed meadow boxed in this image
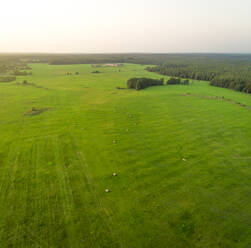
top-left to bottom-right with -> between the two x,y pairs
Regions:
0,63 -> 250,248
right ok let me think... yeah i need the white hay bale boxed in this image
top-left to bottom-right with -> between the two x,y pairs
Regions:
113,173 -> 117,176
105,189 -> 110,193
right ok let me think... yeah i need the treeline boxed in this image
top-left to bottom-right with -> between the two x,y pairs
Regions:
146,62 -> 251,94
127,77 -> 189,90
15,53 -> 251,66
146,64 -> 217,81
2,53 -> 251,67
210,74 -> 251,93
127,78 -> 164,90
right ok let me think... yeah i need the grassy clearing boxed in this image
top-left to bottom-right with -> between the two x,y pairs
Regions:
0,63 -> 250,247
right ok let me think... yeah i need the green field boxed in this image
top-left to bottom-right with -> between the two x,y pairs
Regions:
0,63 -> 250,247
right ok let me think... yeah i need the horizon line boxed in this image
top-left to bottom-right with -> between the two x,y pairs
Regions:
0,52 -> 251,55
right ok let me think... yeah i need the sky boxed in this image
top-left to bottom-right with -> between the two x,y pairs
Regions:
0,0 -> 251,53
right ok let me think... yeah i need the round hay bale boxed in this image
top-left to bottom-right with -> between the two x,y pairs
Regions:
113,173 -> 117,176
105,189 -> 110,193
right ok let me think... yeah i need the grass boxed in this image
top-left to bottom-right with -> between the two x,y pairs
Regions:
0,63 -> 250,247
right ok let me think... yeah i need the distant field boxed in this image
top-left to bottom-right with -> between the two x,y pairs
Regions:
0,63 -> 250,247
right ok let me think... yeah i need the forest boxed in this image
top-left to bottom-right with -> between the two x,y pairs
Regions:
146,58 -> 251,93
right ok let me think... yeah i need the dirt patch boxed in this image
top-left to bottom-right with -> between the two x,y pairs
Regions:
183,93 -> 248,108
23,107 -> 52,116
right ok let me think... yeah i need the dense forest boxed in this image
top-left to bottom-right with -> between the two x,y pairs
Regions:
1,53 -> 251,92
146,58 -> 251,93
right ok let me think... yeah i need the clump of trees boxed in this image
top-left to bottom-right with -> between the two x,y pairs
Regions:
127,78 -> 164,90
127,77 -> 190,90
167,77 -> 189,85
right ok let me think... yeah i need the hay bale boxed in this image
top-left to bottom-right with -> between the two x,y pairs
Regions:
105,189 -> 110,193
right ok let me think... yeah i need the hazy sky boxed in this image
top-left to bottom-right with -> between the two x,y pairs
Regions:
1,0 -> 251,53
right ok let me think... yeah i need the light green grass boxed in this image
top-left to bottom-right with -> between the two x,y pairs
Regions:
0,63 -> 250,247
